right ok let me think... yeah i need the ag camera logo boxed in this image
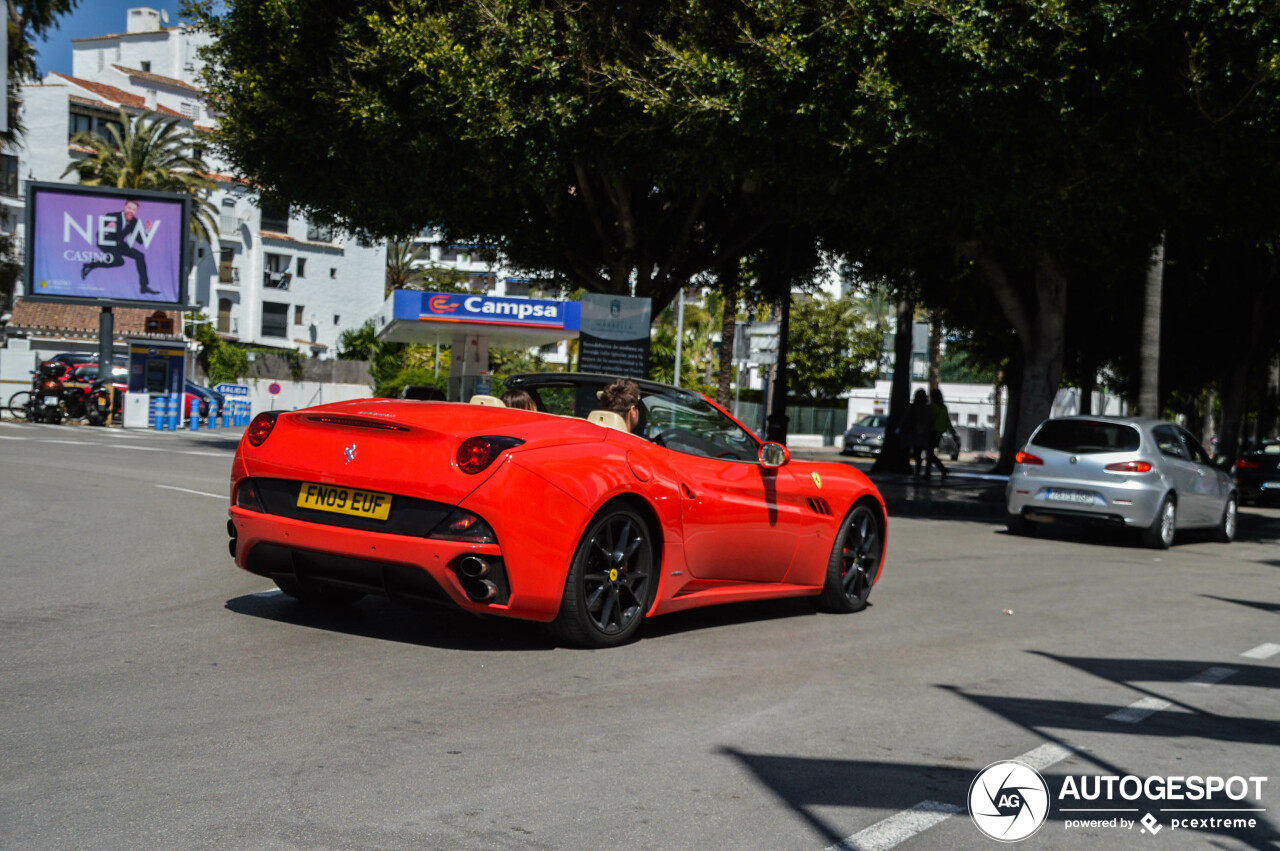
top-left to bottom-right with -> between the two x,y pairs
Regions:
969,760 -> 1051,842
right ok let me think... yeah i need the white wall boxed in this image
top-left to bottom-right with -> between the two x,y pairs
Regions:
243,379 -> 373,414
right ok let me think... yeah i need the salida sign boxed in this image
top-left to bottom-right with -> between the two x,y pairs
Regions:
24,182 -> 190,309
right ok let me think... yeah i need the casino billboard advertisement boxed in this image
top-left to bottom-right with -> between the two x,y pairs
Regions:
24,182 -> 190,309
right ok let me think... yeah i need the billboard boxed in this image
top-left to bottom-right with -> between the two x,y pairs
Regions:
24,182 -> 190,309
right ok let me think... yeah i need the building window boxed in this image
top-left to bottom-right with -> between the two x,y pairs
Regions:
219,197 -> 237,235
264,253 -> 291,289
261,302 -> 288,338
99,118 -> 123,140
294,305 -> 305,325
218,247 -> 236,284
217,298 -> 233,333
306,221 -> 336,242
296,258 -> 306,278
333,314 -> 340,325
260,198 -> 290,233
141,61 -> 151,72
0,155 -> 18,198
329,268 -> 337,279
69,112 -> 93,137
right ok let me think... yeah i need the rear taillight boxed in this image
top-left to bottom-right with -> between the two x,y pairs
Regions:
235,478 -> 266,512
246,412 -> 279,447
1236,459 -> 1260,470
1015,451 -> 1044,465
1105,460 -> 1153,473
430,509 -> 497,543
456,436 -> 524,474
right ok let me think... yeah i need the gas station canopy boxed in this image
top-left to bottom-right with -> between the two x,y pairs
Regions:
375,289 -> 582,349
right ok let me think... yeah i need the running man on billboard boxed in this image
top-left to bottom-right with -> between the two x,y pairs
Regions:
80,198 -> 158,294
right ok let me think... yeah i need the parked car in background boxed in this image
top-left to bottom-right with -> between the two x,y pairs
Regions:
1006,416 -> 1236,549
185,382 -> 226,419
1233,440 -> 1280,505
841,414 -> 888,456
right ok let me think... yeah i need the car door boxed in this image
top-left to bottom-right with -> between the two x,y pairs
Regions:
1151,425 -> 1208,526
644,394 -> 803,582
1178,427 -> 1227,525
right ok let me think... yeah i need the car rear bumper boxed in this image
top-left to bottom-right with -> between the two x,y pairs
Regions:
229,507 -> 535,618
1006,474 -> 1164,528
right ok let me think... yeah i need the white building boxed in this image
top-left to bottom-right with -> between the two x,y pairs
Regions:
1,6 -> 387,359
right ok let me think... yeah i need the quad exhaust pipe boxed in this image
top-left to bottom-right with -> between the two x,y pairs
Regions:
457,556 -> 497,601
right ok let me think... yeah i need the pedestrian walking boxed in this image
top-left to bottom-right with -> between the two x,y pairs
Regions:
900,389 -> 932,477
925,387 -> 959,479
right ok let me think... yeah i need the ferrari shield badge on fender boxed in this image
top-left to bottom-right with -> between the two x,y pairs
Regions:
812,472 -> 822,489
344,443 -> 358,464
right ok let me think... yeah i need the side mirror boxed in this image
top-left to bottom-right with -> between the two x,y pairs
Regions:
759,442 -> 790,467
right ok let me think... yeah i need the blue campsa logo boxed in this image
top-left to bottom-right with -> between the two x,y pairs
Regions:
969,761 -> 1051,842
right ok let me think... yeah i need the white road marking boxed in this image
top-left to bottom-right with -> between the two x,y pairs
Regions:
829,743 -> 1076,850
1241,643 -> 1280,660
155,485 -> 225,499
1184,666 -> 1238,686
0,434 -> 22,439
829,801 -> 963,851
179,450 -> 231,457
1106,666 -> 1238,722
1105,697 -> 1172,724
106,444 -> 164,451
38,439 -> 91,446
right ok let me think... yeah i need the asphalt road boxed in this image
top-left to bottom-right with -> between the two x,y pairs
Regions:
2,420 -> 1278,850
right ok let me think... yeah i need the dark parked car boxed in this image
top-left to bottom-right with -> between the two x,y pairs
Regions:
185,381 -> 226,419
841,414 -> 888,456
1233,440 -> 1280,505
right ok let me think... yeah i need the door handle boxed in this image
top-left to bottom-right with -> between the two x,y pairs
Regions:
681,483 -> 697,499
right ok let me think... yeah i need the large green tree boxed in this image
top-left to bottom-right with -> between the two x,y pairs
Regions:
192,0 -> 786,315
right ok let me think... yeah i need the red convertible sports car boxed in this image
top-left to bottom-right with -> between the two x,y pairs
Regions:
227,373 -> 888,647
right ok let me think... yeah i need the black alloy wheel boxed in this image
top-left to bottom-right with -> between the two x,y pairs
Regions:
554,507 -> 655,647
819,503 -> 882,613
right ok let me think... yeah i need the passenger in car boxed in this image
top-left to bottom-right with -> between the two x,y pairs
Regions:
599,378 -> 642,434
502,389 -> 537,411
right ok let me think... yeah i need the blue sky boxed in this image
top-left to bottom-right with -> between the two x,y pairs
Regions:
34,2 -> 188,78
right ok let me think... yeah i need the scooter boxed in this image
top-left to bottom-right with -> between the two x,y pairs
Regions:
32,362 -> 67,424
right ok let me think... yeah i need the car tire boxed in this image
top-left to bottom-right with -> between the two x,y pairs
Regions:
1005,513 -> 1036,536
1213,496 -> 1237,544
552,506 -> 656,647
1142,496 -> 1176,549
817,503 -> 882,614
274,576 -> 365,606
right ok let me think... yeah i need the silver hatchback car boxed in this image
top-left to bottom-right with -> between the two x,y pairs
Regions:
1006,417 -> 1236,548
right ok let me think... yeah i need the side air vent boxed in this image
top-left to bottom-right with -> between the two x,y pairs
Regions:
806,497 -> 833,516
305,415 -> 410,432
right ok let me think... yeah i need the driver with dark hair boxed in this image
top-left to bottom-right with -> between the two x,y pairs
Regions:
599,378 -> 642,434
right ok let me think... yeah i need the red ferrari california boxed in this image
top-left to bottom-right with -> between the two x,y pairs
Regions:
227,373 -> 887,647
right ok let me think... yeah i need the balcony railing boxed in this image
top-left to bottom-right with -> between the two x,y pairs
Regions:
218,262 -> 238,284
263,271 -> 292,290
219,214 -> 238,235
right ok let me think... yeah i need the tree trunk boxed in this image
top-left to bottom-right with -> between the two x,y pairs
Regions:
1138,235 -> 1165,418
927,316 -> 941,394
765,291 -> 791,444
969,248 -> 1069,469
716,262 -> 739,408
1203,387 -> 1218,452
1219,361 -> 1249,462
994,356 -> 1024,473
871,296 -> 916,474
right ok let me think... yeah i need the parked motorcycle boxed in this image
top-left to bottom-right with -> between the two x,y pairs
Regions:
31,362 -> 68,423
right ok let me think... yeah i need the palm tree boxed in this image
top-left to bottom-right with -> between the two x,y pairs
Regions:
61,108 -> 218,246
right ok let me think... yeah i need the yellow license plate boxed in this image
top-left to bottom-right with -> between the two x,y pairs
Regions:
296,482 -> 392,520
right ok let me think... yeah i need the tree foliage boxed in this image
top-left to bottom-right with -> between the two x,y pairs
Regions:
788,293 -> 880,402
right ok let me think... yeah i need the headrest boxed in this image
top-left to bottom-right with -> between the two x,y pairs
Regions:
587,409 -> 629,433
469,394 -> 506,407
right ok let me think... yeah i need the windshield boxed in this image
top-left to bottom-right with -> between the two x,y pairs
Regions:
855,415 -> 886,429
1030,420 -> 1141,454
643,391 -> 758,461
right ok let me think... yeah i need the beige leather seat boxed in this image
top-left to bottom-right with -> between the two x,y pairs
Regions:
469,395 -> 505,407
587,409 -> 629,433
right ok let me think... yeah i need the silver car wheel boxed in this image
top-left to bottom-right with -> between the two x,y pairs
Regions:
1160,500 -> 1176,547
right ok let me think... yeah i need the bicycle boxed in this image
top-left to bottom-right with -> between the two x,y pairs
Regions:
7,389 -> 32,421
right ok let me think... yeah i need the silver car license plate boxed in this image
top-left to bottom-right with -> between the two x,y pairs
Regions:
1047,489 -> 1095,504
1261,482 -> 1280,491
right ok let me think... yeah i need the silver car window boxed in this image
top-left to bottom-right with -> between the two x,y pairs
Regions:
1177,429 -> 1213,465
1030,420 -> 1140,454
1152,425 -> 1188,460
